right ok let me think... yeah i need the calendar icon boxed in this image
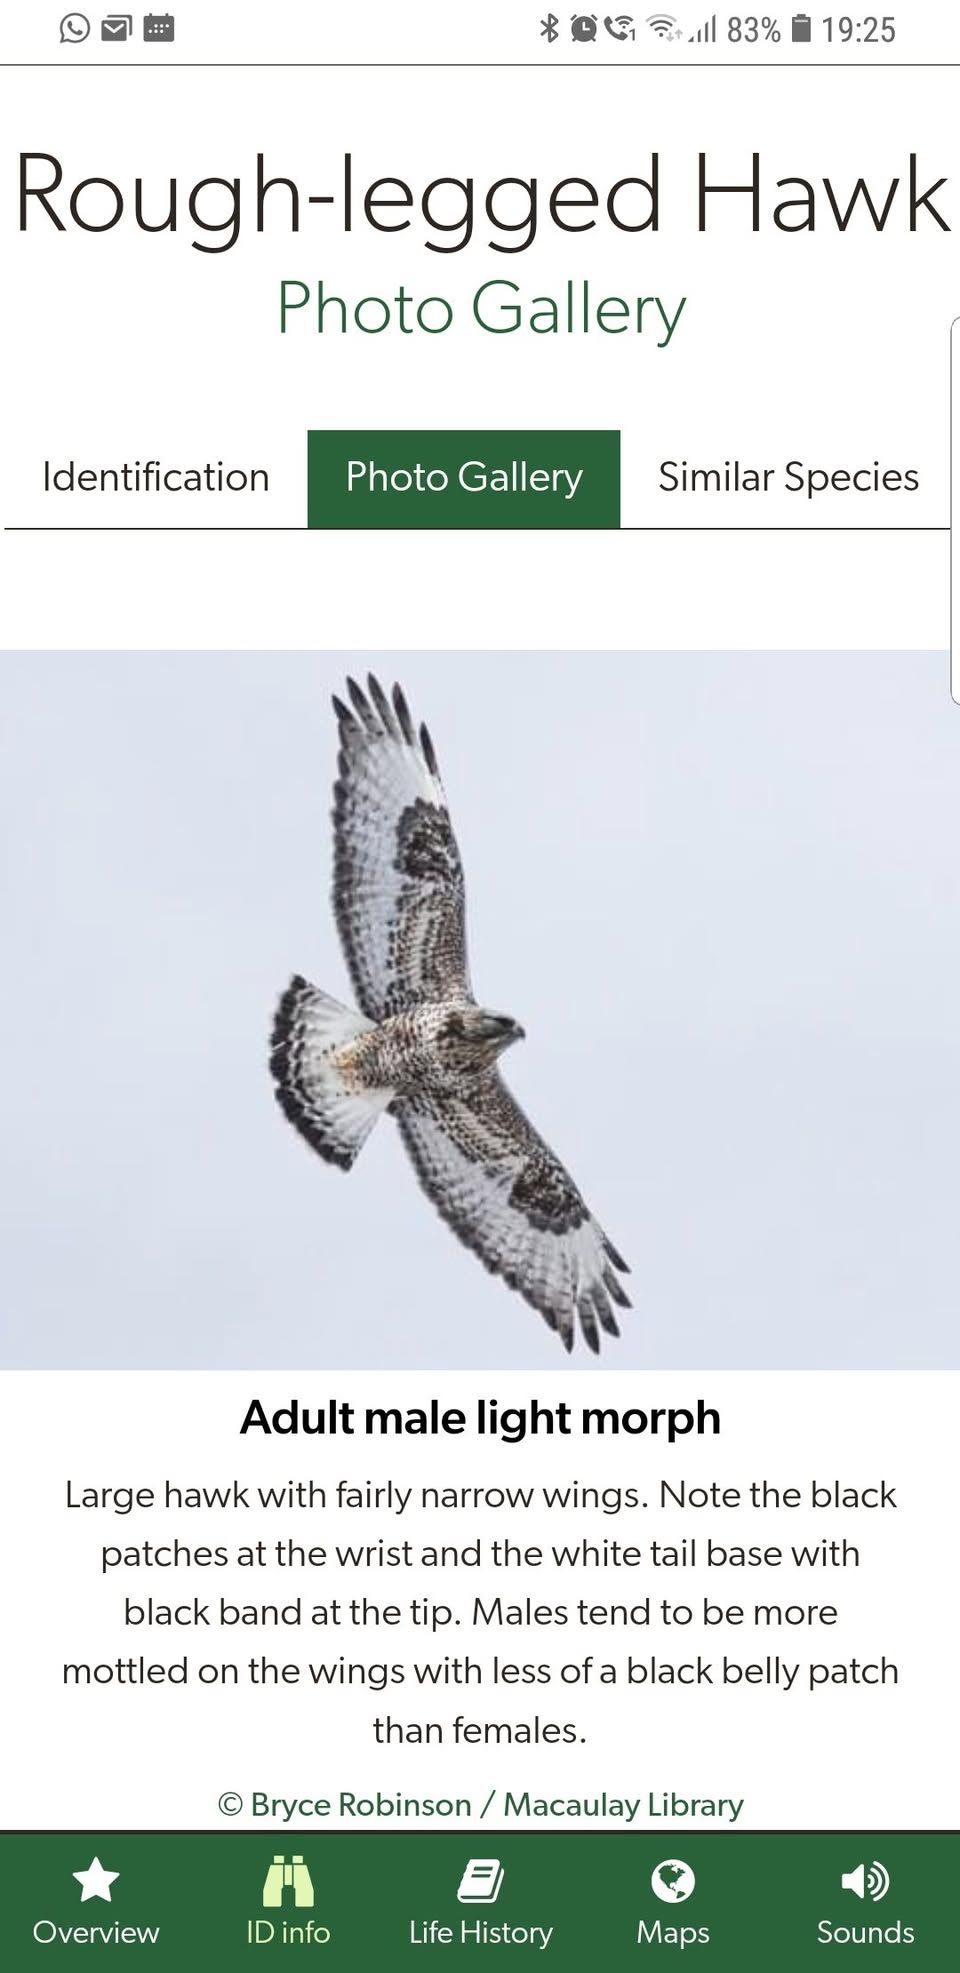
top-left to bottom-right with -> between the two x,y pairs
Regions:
143,12 -> 174,37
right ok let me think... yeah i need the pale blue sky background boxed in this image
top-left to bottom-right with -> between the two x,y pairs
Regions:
0,650 -> 957,1370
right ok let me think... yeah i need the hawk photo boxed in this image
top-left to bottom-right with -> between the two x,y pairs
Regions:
270,675 -> 630,1353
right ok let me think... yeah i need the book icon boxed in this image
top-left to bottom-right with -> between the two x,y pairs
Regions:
457,1858 -> 505,1905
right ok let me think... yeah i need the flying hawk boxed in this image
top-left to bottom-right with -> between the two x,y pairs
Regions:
270,675 -> 630,1352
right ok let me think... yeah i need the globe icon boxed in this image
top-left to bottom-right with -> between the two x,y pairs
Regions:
651,1859 -> 696,1903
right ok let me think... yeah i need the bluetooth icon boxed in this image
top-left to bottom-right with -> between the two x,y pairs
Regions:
541,13 -> 560,39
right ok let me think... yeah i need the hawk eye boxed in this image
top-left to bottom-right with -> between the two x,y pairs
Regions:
445,1014 -> 465,1038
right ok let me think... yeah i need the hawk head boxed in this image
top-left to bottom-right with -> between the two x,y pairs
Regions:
439,1006 -> 525,1074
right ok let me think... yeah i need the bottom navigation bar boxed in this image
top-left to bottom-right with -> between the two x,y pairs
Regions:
2,1832 -> 954,1967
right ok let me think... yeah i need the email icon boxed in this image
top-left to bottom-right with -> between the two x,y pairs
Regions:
101,13 -> 132,36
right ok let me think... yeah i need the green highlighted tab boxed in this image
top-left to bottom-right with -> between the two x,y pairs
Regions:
3,1831 -> 958,1969
307,430 -> 620,528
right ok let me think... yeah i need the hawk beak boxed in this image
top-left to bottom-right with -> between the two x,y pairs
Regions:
481,1013 -> 524,1050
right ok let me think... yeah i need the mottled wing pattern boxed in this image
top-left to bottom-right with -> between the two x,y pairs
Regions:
394,1076 -> 630,1354
332,676 -> 471,1021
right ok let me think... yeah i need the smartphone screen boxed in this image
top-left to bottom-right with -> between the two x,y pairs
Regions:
0,4 -> 957,1965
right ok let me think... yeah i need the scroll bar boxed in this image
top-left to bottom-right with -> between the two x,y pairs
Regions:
953,320 -> 960,703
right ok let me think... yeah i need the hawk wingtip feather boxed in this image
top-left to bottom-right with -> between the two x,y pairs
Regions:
392,682 -> 416,746
331,693 -> 357,730
347,676 -> 380,732
367,673 -> 398,736
604,1237 -> 630,1274
593,1284 -> 621,1338
604,1266 -> 632,1310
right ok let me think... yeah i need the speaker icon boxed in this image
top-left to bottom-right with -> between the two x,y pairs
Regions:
841,1861 -> 890,1902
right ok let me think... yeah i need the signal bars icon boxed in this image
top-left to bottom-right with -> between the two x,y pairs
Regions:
689,12 -> 717,37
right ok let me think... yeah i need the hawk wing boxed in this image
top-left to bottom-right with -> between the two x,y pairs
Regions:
331,676 -> 471,1022
394,1076 -> 630,1354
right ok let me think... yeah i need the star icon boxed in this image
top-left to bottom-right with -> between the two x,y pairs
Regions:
73,1858 -> 119,1903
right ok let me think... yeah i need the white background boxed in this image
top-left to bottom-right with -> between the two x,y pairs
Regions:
0,39 -> 957,1844
6,1 -> 960,65
1,1371 -> 953,1832
0,63 -> 957,648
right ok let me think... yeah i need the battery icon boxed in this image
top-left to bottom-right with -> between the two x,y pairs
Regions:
791,12 -> 812,37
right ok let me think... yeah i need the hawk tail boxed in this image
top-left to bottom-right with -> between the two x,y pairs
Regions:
270,976 -> 391,1171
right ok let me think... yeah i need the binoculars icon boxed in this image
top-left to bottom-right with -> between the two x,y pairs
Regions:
262,1855 -> 315,1908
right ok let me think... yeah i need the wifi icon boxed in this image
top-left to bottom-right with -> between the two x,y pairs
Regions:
840,1861 -> 891,1903
647,12 -> 681,36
